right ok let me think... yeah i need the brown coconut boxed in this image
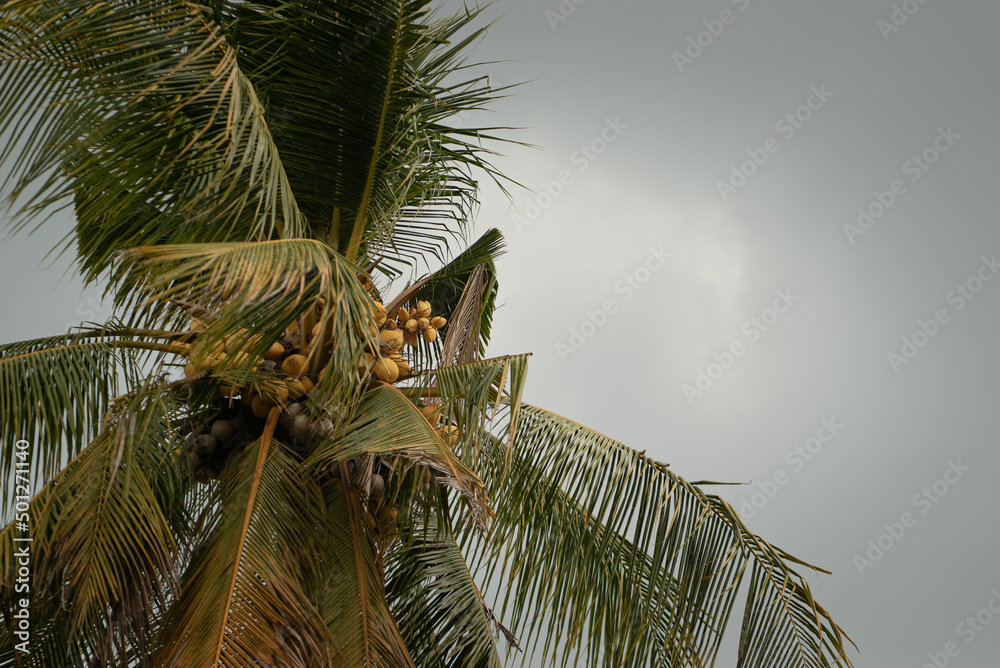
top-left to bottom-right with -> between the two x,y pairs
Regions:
252,395 -> 275,419
281,354 -> 308,377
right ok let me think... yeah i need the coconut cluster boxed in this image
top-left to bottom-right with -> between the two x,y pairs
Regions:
173,302 -> 341,483
366,299 -> 446,383
172,296 -> 449,484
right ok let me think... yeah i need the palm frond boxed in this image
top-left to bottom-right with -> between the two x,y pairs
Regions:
0,388 -> 183,664
309,384 -> 489,530
386,514 -> 510,668
0,331 -> 143,499
219,1 -> 511,267
472,404 -> 857,668
0,0 -> 306,266
119,239 -> 377,400
418,227 -> 504,365
417,354 -> 529,477
314,479 -> 416,668
154,414 -> 332,667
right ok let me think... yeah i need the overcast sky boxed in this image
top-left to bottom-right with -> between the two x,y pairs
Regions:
2,1 -> 999,665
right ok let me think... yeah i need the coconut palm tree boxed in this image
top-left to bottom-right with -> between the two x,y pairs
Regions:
0,1 -> 857,666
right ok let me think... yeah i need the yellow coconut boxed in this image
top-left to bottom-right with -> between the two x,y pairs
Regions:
252,394 -> 276,419
194,353 -> 216,372
357,353 -> 375,377
384,319 -> 398,331
431,316 -> 447,329
405,318 -> 419,333
202,336 -> 226,356
409,306 -> 418,318
380,329 -> 404,349
265,380 -> 290,404
223,328 -> 249,351
373,301 -> 387,319
300,376 -> 315,394
417,317 -> 430,330
228,350 -> 260,370
397,307 -> 410,324
394,357 -> 411,377
184,361 -> 199,379
422,327 -> 437,343
189,318 -> 207,332
281,354 -> 309,377
420,404 -> 441,425
403,331 -> 419,347
286,378 -> 306,399
441,425 -> 459,446
416,300 -> 431,318
263,341 -> 285,361
374,357 -> 399,383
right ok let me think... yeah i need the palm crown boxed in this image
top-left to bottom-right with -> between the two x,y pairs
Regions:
0,1 -> 857,666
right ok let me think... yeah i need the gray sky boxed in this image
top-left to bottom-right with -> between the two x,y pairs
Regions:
2,0 -> 999,665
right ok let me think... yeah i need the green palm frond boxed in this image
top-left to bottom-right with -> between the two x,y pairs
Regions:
0,610 -> 95,667
155,420 -> 332,666
375,228 -> 505,378
386,515 -> 510,668
421,354 -> 529,476
418,227 -> 504,364
309,384 -> 488,528
360,7 -> 520,271
219,1 -> 510,266
0,0 -> 306,258
119,239 -> 377,397
0,388 -> 183,664
0,331 -> 144,497
315,479 -> 416,668
473,404 -> 856,668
